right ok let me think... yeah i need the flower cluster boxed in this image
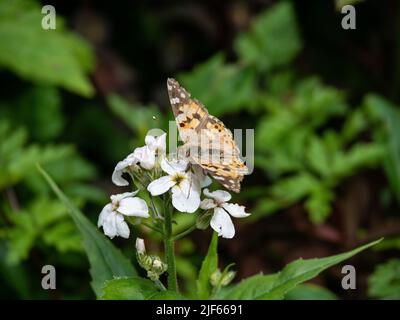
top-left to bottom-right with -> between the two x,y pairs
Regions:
98,131 -> 250,239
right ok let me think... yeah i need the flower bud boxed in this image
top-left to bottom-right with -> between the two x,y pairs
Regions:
210,268 -> 236,287
136,244 -> 167,282
220,271 -> 236,286
210,269 -> 222,287
135,238 -> 146,254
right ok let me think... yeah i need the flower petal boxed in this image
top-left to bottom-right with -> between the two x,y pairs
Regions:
155,133 -> 167,154
102,212 -> 118,239
161,158 -> 188,175
200,199 -> 217,210
146,133 -> 166,155
222,203 -> 250,218
147,175 -> 175,196
115,214 -> 130,238
134,146 -> 156,170
171,178 -> 200,213
111,153 -> 138,186
110,191 -> 139,203
118,197 -> 149,218
112,168 -> 129,186
203,188 -> 231,203
210,207 -> 235,239
98,204 -> 112,227
145,135 -> 156,148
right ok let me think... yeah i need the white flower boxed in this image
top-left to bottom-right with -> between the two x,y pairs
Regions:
98,191 -> 149,239
112,152 -> 139,186
200,188 -> 250,239
135,238 -> 146,254
112,133 -> 167,186
147,158 -> 201,213
145,133 -> 166,156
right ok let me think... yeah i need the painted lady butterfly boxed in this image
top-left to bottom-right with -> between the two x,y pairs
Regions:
167,78 -> 248,192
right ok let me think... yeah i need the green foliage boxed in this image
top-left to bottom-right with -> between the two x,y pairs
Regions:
38,166 -> 137,298
0,85 -> 64,142
178,1 -> 386,224
101,277 -> 185,300
0,120 -> 73,189
234,1 -> 302,71
217,239 -> 381,299
368,259 -> 400,299
101,277 -> 158,300
0,0 -> 94,96
5,198 -> 83,264
197,232 -> 218,299
0,241 -> 32,299
364,94 -> 400,204
253,78 -> 384,223
179,54 -> 257,116
373,237 -> 400,251
285,284 -> 337,300
107,94 -> 167,140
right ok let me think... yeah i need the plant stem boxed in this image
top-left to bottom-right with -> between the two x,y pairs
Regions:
172,223 -> 197,241
141,221 -> 164,234
164,204 -> 178,293
155,279 -> 167,291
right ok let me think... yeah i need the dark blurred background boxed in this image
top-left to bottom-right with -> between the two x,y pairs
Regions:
0,0 -> 400,299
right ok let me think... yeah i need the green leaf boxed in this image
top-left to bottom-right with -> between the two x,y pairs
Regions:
0,120 -> 75,189
148,291 -> 186,300
179,54 -> 257,116
38,166 -> 136,298
220,239 -> 381,299
0,241 -> 32,299
305,186 -> 334,224
306,137 -> 331,177
0,85 -> 64,142
268,173 -> 319,204
5,197 -> 84,264
285,284 -> 337,300
197,232 -> 218,299
331,143 -> 384,179
101,277 -> 158,300
107,94 -> 166,138
365,94 -> 400,204
0,0 -> 94,96
368,259 -> 400,299
234,2 -> 302,71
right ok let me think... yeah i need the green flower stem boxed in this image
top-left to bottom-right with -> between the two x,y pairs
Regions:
155,279 -> 167,291
164,204 -> 178,293
141,221 -> 164,234
172,223 -> 197,241
148,193 -> 162,219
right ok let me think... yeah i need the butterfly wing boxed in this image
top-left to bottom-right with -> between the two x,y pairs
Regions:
167,78 -> 248,192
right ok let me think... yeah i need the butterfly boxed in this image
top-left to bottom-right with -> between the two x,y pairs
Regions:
167,78 -> 248,193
